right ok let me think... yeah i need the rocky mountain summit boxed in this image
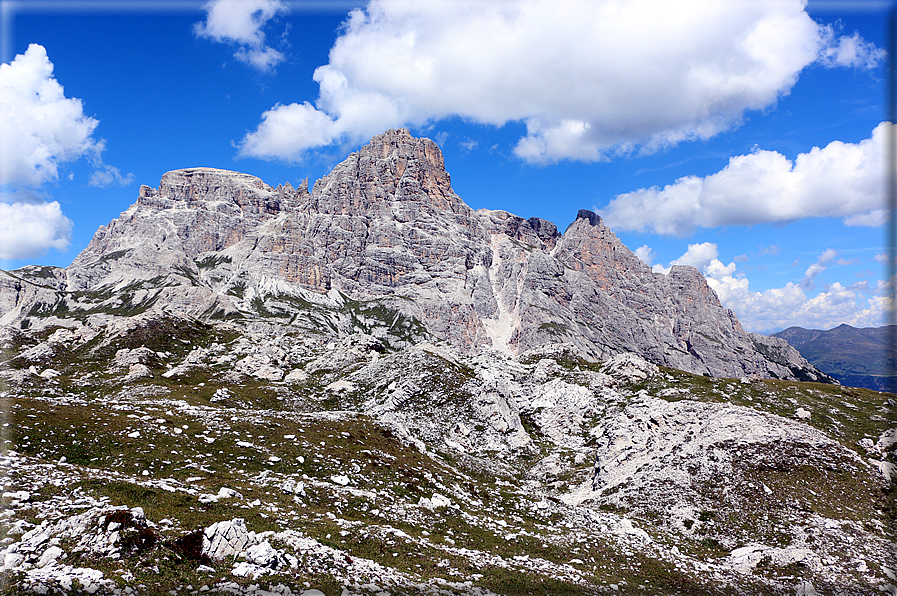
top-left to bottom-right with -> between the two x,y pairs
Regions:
1,129 -> 825,382
0,130 -> 891,595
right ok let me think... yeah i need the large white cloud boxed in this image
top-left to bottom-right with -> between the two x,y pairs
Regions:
0,201 -> 72,260
0,44 -> 101,187
650,242 -> 736,279
194,0 -> 288,72
651,243 -> 890,331
238,0 -> 883,162
600,122 -> 890,235
709,275 -> 888,332
0,44 -> 129,260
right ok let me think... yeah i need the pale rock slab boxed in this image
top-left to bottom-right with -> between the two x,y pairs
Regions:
36,545 -> 64,568
123,363 -> 153,382
728,544 -> 822,575
521,378 -> 598,448
202,518 -> 254,562
600,352 -> 658,381
418,493 -> 452,510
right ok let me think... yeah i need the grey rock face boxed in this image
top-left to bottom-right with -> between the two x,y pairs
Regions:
585,397 -> 848,505
1,129 -> 826,381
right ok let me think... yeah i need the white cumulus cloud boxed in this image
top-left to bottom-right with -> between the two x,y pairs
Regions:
651,242 -> 735,278
634,245 -> 656,266
0,201 -> 72,260
654,243 -> 889,331
711,274 -> 885,331
195,0 -> 288,72
89,164 -> 135,188
600,122 -> 890,235
0,44 -> 101,187
238,0 -> 883,162
0,44 -> 130,260
844,209 -> 890,227
818,29 -> 886,69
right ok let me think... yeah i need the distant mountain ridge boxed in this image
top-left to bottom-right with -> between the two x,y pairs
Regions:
0,129 -> 829,382
771,324 -> 896,391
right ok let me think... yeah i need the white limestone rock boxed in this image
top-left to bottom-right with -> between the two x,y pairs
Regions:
242,540 -> 280,568
325,379 -> 356,393
114,347 -> 157,369
570,396 -> 867,527
123,363 -> 153,382
235,353 -> 284,380
614,519 -> 651,542
418,493 -> 452,510
600,352 -> 658,382
727,544 -> 822,575
284,369 -> 309,383
280,478 -> 306,496
305,334 -> 385,376
521,378 -> 599,448
5,505 -> 151,579
36,545 -> 64,568
202,518 -> 253,562
3,491 -> 30,503
217,487 -> 243,500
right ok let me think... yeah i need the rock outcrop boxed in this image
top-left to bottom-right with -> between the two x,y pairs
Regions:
0,129 -> 828,382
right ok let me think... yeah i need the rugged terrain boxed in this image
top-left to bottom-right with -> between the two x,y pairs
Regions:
0,315 -> 893,595
0,129 -> 892,595
0,129 -> 828,382
772,325 -> 896,392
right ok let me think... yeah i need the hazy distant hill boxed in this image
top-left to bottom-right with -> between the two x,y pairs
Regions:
771,324 -> 896,391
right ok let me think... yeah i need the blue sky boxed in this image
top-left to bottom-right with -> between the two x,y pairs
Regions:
0,0 -> 892,333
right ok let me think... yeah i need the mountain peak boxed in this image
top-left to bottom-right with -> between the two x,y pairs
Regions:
311,128 -> 462,216
1,129 -> 829,382
134,166 -> 305,217
351,128 -> 443,170
153,167 -> 272,202
576,209 -> 603,226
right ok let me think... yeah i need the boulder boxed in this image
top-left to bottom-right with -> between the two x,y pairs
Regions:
202,518 -> 253,562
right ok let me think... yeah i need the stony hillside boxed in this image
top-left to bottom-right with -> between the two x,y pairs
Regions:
772,325 -> 896,392
0,312 -> 893,595
0,129 -> 828,382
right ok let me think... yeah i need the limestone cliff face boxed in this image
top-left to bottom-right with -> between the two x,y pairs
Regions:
0,130 -> 829,381
65,168 -> 309,292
